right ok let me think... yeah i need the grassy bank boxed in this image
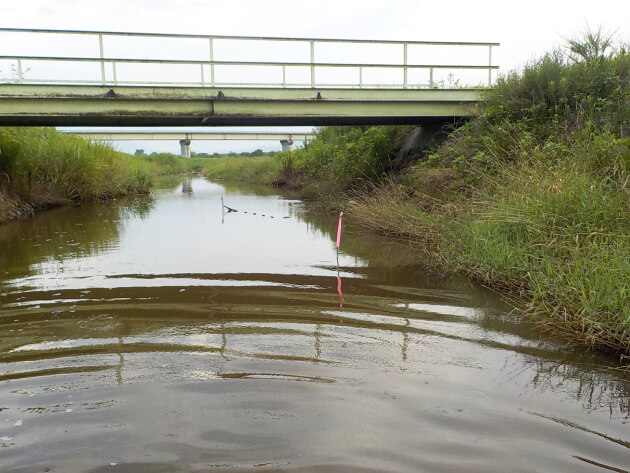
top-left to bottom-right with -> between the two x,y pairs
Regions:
200,155 -> 284,185
349,42 -> 630,354
0,127 -> 192,223
201,36 -> 630,355
200,126 -> 414,208
141,152 -> 198,176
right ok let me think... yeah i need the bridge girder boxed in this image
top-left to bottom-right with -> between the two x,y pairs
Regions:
0,85 -> 481,127
66,132 -> 316,141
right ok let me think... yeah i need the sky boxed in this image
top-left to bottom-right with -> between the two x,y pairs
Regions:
2,0 -> 629,154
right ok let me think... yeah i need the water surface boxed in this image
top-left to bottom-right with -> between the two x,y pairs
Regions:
1,177 -> 628,472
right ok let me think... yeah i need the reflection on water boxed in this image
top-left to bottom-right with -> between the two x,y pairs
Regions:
0,178 -> 628,473
0,197 -> 154,285
181,178 -> 193,194
336,250 -> 344,309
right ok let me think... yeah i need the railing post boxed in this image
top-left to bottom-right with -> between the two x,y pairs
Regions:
209,38 -> 215,87
310,40 -> 315,88
282,65 -> 286,87
359,66 -> 363,88
429,67 -> 434,88
17,59 -> 23,83
403,42 -> 408,89
200,63 -> 205,86
112,62 -> 117,86
98,33 -> 106,85
488,45 -> 493,86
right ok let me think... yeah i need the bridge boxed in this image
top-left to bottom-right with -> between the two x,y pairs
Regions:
67,130 -> 316,156
0,28 -> 498,126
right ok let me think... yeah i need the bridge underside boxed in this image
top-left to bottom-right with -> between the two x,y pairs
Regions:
0,85 -> 480,126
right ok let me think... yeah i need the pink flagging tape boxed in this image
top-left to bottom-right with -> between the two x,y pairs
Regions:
336,212 -> 343,248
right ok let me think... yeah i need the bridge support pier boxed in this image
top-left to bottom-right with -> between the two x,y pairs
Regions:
280,138 -> 294,152
179,139 -> 191,158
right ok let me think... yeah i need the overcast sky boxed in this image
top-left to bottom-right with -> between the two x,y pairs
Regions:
3,0 -> 629,154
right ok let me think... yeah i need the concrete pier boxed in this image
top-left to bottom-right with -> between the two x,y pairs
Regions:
280,138 -> 294,152
179,139 -> 191,158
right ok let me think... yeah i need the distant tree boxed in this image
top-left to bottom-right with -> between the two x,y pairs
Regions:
134,149 -> 145,156
250,148 -> 264,157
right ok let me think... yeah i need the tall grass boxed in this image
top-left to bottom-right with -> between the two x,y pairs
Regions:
198,126 -> 414,208
142,152 -> 195,175
0,127 -> 157,203
290,126 -> 413,205
200,155 -> 284,185
348,41 -> 630,354
447,156 -> 630,351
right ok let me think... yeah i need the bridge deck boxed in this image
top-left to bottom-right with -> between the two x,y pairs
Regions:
0,85 -> 482,126
0,28 -> 494,126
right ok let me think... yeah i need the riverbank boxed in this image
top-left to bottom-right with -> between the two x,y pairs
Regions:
367,46 -> 630,356
0,127 -> 194,224
201,155 -> 284,186
202,44 -> 630,356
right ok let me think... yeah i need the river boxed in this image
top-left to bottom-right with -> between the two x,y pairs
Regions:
0,177 -> 628,473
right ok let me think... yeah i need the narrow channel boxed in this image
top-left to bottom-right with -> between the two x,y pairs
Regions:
1,177 -> 628,472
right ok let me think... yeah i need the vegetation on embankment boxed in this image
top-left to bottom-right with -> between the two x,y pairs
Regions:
0,127 -> 193,223
200,154 -> 284,186
201,33 -> 630,355
200,126 -> 416,207
350,39 -> 630,355
141,152 -> 199,176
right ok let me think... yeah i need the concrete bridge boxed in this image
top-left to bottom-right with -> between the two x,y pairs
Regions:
0,28 -> 498,127
67,131 -> 316,156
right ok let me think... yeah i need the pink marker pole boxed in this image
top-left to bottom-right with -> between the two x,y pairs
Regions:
337,274 -> 343,308
336,212 -> 343,248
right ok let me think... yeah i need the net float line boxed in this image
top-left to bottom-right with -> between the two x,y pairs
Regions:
221,197 -> 290,219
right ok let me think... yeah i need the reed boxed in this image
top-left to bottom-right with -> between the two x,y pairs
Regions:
0,127 -> 201,223
0,127 -> 155,202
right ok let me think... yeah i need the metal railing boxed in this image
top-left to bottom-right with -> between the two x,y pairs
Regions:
0,28 -> 499,89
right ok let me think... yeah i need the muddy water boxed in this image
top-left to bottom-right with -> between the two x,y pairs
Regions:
0,177 -> 628,473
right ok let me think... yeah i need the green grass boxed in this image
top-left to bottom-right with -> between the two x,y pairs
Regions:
142,152 -> 197,175
198,126 -> 415,208
289,126 -> 414,206
200,155 -> 284,185
0,127 -> 155,200
347,42 -> 630,354
0,127 -> 196,222
445,157 -> 630,348
348,152 -> 630,353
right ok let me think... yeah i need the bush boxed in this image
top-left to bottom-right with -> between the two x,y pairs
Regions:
292,126 -> 412,187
